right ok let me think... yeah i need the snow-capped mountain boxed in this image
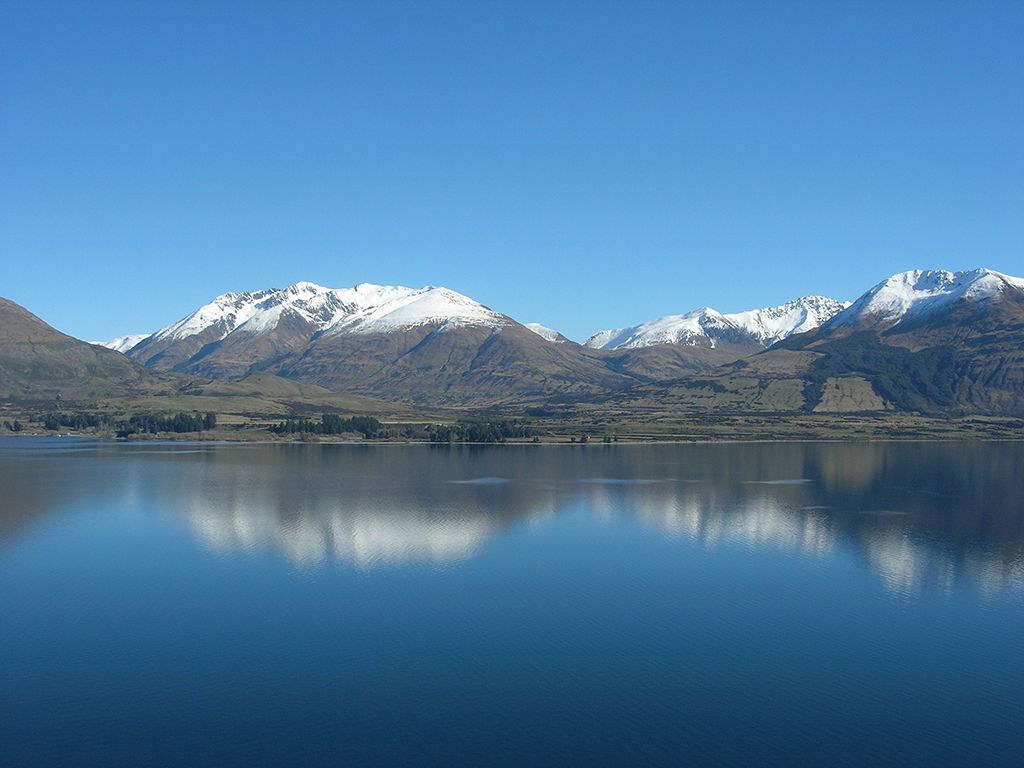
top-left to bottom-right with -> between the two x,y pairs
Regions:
111,281 -> 722,402
589,267 -> 1024,416
725,296 -> 852,345
823,269 -> 1024,331
524,323 -> 569,343
98,334 -> 150,354
584,296 -> 849,351
130,282 -> 508,351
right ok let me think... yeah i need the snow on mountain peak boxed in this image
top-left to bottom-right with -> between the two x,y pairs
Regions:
725,296 -> 852,346
106,269 -> 1022,355
584,296 -> 848,351
524,323 -> 567,343
324,285 -> 507,336
585,308 -> 729,350
95,334 -> 150,354
138,282 -> 507,346
826,268 -> 1024,329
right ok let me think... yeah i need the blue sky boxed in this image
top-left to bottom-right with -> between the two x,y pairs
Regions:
2,1 -> 1022,343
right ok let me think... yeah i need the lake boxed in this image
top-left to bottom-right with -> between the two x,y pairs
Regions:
1,437 -> 1021,767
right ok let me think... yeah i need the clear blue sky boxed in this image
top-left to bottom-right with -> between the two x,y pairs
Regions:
2,0 -> 1022,343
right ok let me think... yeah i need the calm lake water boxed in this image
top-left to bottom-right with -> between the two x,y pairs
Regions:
1,437 -> 1022,767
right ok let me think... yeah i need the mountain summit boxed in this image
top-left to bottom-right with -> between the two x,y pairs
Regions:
115,282 -> 509,370
822,269 -> 1024,332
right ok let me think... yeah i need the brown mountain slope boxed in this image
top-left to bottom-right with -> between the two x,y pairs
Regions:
129,307 -> 321,375
267,322 -> 745,406
123,305 -> 758,405
0,297 -> 179,401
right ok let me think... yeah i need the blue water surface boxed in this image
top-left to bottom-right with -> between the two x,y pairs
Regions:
0,438 -> 1021,767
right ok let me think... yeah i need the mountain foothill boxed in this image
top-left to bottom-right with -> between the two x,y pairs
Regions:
0,296 -> 180,404
2,268 -> 1023,418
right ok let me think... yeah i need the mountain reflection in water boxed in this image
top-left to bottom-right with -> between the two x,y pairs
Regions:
1,439 -> 1022,595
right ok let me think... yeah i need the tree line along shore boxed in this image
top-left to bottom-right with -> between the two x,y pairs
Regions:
3,406 -> 1022,443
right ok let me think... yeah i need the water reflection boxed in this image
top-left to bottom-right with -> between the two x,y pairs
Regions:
185,497 -> 502,568
632,493 -> 838,557
1,438 -> 1022,595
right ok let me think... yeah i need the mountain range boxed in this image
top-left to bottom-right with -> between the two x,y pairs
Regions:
105,285 -> 852,359
98,282 -> 797,405
96,283 -> 864,405
3,267 -> 1022,415
582,295 -> 850,350
596,269 -> 1024,416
